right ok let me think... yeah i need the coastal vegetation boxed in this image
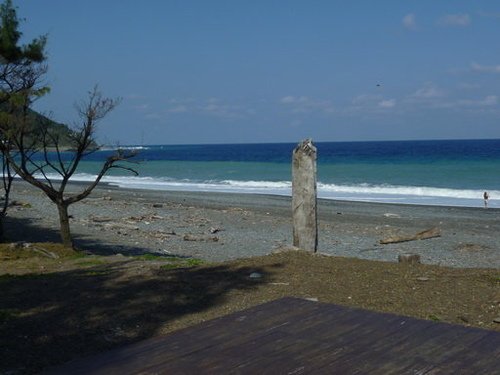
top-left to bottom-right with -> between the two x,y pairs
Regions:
0,0 -> 136,247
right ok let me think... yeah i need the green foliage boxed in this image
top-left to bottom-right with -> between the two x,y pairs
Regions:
159,257 -> 205,270
74,258 -> 106,267
0,0 -> 46,63
134,254 -> 171,261
0,308 -> 19,324
0,0 -> 53,147
428,314 -> 441,322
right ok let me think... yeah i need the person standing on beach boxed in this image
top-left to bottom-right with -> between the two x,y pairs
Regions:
483,191 -> 489,208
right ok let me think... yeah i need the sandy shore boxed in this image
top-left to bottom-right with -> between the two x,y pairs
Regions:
5,181 -> 500,268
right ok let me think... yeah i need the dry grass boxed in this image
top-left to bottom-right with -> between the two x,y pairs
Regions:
0,245 -> 499,374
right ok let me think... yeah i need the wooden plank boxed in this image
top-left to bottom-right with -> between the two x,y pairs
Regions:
46,297 -> 500,375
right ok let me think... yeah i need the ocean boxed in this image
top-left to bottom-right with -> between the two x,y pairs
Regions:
52,139 -> 500,208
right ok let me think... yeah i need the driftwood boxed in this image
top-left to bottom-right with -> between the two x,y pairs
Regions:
398,253 -> 421,264
292,139 -> 318,252
380,227 -> 441,245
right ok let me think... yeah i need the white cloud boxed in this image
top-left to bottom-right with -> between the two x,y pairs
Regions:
352,94 -> 381,105
402,13 -> 417,30
378,99 -> 396,108
457,82 -> 481,90
280,96 -> 335,114
132,104 -> 150,111
482,95 -> 498,106
477,11 -> 500,19
144,113 -> 162,120
471,62 -> 500,73
199,100 -> 245,119
280,96 -> 309,104
412,82 -> 445,99
167,105 -> 187,113
438,14 -> 471,27
458,95 -> 498,107
344,94 -> 399,115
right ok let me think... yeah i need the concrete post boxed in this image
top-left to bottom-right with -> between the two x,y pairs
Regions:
292,139 -> 318,252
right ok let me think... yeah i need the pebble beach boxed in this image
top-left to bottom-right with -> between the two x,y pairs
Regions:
5,181 -> 500,269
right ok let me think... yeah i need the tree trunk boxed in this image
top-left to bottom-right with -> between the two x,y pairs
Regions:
0,215 -> 4,243
57,203 -> 73,248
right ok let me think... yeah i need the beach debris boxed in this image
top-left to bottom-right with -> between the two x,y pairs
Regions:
8,241 -> 28,250
104,223 -> 140,231
398,253 -> 421,264
9,200 -> 31,208
493,317 -> 500,324
127,215 -> 146,222
31,247 -> 59,259
249,272 -> 263,279
304,297 -> 319,302
209,227 -> 222,234
416,277 -> 430,282
152,203 -> 163,208
151,230 -> 176,240
380,227 -> 441,245
454,243 -> 489,252
292,138 -> 318,253
183,234 -> 219,242
91,216 -> 114,223
383,213 -> 401,218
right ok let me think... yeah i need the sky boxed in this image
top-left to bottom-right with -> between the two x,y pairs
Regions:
14,0 -> 500,145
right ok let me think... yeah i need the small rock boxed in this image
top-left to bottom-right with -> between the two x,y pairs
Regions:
304,297 -> 319,302
416,277 -> 430,282
8,242 -> 25,249
493,317 -> 500,324
152,203 -> 163,208
183,234 -> 219,242
9,200 -> 31,208
91,216 -> 114,223
398,253 -> 421,264
383,213 -> 400,218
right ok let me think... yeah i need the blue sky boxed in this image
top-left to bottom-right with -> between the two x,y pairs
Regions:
15,0 -> 500,145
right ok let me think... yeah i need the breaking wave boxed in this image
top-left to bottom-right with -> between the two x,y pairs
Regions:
37,173 -> 499,208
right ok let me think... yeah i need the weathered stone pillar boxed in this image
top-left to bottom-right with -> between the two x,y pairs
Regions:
292,139 -> 318,252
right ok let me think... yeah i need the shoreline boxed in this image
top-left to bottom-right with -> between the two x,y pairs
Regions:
5,181 -> 500,268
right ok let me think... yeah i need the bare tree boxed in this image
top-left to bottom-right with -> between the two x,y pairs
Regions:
4,87 -> 137,248
0,1 -> 138,247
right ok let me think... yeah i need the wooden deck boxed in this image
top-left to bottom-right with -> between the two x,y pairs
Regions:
48,297 -> 500,374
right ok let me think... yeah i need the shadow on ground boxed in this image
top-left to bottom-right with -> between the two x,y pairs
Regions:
0,259 -> 268,374
4,215 -> 164,256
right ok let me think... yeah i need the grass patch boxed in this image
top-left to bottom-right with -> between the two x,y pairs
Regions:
0,309 -> 19,324
428,314 -> 441,322
483,274 -> 500,285
0,242 -> 81,260
74,259 -> 106,267
83,269 -> 111,277
134,254 -> 170,261
159,257 -> 205,270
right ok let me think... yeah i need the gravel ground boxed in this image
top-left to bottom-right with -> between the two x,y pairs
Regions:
5,182 -> 500,268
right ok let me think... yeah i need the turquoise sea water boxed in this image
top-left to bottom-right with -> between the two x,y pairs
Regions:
48,139 -> 500,208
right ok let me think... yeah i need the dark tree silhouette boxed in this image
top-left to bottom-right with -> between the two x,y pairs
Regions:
0,0 -> 137,247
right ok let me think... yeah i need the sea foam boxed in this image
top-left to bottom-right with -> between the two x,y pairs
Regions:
38,173 -> 499,208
